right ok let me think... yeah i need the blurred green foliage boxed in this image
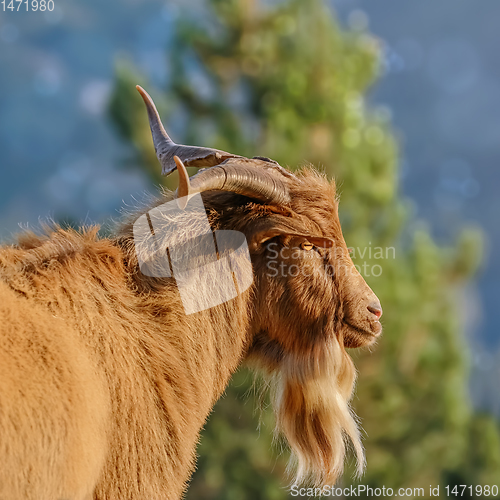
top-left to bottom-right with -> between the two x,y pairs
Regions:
109,0 -> 500,497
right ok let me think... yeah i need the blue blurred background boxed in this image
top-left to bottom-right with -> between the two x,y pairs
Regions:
0,0 -> 498,418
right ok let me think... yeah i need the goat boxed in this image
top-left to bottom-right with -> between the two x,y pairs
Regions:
0,86 -> 383,500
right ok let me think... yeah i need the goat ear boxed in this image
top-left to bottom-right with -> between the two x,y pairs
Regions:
247,219 -> 334,252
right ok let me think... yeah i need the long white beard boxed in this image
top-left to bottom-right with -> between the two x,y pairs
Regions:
269,338 -> 365,487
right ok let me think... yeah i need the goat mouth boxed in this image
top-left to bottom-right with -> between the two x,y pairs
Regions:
345,319 -> 382,339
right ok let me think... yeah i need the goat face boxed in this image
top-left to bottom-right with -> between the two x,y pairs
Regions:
245,169 -> 382,355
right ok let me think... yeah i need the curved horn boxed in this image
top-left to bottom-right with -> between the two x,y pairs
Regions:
136,85 -> 241,175
179,158 -> 291,206
136,85 -> 293,206
173,156 -> 191,199
173,156 -> 191,209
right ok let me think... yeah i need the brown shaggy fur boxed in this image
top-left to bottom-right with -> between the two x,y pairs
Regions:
0,167 -> 381,499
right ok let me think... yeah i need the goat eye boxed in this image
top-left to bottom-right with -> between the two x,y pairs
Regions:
300,241 -> 314,251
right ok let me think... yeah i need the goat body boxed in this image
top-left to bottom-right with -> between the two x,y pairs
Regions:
0,227 -> 250,499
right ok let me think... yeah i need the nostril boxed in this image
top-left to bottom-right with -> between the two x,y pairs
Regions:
367,301 -> 383,319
